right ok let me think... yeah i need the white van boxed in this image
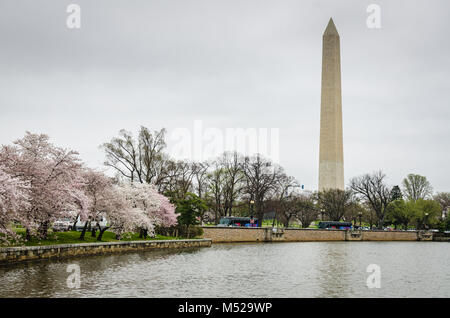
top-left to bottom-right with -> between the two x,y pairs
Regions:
52,218 -> 73,231
75,214 -> 108,231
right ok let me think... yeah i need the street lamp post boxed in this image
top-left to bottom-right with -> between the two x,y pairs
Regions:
424,213 -> 429,230
358,211 -> 363,229
320,209 -> 325,221
250,200 -> 255,226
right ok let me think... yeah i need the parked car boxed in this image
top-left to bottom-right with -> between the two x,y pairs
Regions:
217,217 -> 259,227
318,221 -> 352,230
74,214 -> 108,231
52,218 -> 73,231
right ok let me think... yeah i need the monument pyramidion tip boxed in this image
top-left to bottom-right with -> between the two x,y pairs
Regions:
323,17 -> 339,36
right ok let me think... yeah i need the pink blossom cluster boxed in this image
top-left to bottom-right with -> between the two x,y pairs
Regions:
115,182 -> 178,232
0,133 -> 177,243
0,166 -> 30,242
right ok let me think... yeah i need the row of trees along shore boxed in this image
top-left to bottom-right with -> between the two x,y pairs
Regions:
1,127 -> 450,244
0,132 -> 178,244
101,127 -> 450,231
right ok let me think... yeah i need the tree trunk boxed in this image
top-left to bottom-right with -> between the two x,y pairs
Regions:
91,227 -> 96,237
39,221 -> 49,239
25,228 -> 31,241
97,230 -> 104,241
72,213 -> 79,231
97,223 -> 110,241
97,227 -> 108,241
79,221 -> 89,240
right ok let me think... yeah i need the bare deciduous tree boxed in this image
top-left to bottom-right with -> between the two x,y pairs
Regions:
402,173 -> 433,202
433,192 -> 450,219
350,171 -> 391,228
271,173 -> 300,227
295,192 -> 318,228
221,152 -> 246,217
206,162 -> 227,223
317,188 -> 354,221
101,127 -> 167,185
192,161 -> 210,199
242,154 -> 284,224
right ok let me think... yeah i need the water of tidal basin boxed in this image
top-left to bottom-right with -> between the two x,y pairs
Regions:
1,242 -> 449,298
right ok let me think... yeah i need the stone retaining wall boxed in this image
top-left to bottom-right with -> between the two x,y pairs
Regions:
0,239 -> 212,264
201,227 -> 433,243
432,233 -> 450,241
201,227 -> 269,242
284,228 -> 345,241
362,230 -> 419,241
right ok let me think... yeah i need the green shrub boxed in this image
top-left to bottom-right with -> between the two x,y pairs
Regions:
155,225 -> 203,238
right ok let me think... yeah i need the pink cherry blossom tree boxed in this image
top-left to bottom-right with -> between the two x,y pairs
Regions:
78,168 -> 114,240
75,169 -> 154,241
118,182 -> 177,238
0,132 -> 177,244
116,183 -> 158,239
153,192 -> 178,228
0,166 -> 30,243
101,185 -> 155,240
0,132 -> 88,240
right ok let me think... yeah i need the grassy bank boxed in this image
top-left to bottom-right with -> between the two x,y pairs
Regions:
6,228 -> 178,247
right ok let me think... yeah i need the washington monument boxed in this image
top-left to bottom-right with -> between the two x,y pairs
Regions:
318,18 -> 344,191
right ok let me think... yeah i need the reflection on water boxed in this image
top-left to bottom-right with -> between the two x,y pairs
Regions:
0,242 -> 449,297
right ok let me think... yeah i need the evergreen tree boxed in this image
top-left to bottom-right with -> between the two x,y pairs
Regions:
390,185 -> 403,201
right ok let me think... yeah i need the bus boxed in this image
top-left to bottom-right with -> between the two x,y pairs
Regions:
218,217 -> 259,227
318,221 -> 352,230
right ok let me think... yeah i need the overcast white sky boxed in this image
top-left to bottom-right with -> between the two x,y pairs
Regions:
0,0 -> 449,192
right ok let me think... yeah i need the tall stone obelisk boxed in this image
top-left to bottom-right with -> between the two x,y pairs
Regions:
319,18 -> 344,191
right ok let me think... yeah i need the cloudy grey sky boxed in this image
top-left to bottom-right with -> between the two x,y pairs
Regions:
0,0 -> 449,192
